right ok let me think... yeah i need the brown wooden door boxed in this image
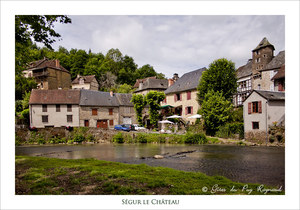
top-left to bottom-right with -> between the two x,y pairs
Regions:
84,120 -> 89,127
97,120 -> 108,129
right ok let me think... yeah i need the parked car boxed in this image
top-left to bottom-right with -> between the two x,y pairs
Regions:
114,124 -> 130,132
132,124 -> 146,131
123,124 -> 135,131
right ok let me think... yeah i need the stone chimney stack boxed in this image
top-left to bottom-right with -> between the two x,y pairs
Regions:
55,59 -> 60,68
168,78 -> 174,87
172,73 -> 179,82
110,90 -> 114,97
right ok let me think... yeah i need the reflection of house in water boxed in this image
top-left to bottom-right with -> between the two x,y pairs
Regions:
161,68 -> 206,124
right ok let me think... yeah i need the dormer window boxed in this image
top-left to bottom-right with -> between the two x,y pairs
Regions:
79,78 -> 84,85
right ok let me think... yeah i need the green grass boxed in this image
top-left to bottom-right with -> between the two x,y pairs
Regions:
15,156 -> 284,195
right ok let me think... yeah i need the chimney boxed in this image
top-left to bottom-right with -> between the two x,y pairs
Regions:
110,90 -> 114,97
168,78 -> 174,87
55,59 -> 60,68
172,73 -> 179,82
77,74 -> 80,78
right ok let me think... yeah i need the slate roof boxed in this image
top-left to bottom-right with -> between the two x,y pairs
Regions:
164,68 -> 206,94
115,93 -> 134,107
265,51 -> 285,71
236,60 -> 253,79
254,90 -> 285,101
133,76 -> 156,88
79,90 -> 120,107
72,75 -> 97,84
134,78 -> 168,93
29,89 -> 80,104
252,37 -> 275,52
272,65 -> 285,80
25,58 -> 70,73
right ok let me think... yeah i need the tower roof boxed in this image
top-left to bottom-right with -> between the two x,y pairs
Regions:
252,37 -> 275,52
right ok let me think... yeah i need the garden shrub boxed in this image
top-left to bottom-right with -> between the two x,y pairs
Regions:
216,122 -> 244,139
136,133 -> 147,143
86,134 -> 95,142
184,132 -> 207,144
73,134 -> 85,143
113,132 -> 125,143
269,135 -> 275,143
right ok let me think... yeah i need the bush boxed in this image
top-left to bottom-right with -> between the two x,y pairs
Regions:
15,135 -> 22,146
86,134 -> 95,142
136,133 -> 147,143
216,122 -> 244,139
73,134 -> 85,143
269,135 -> 275,143
113,132 -> 125,143
184,132 -> 207,144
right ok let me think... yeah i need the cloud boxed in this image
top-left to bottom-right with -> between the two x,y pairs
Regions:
52,15 -> 285,78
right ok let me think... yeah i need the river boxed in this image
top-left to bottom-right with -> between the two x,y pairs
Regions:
16,143 -> 285,188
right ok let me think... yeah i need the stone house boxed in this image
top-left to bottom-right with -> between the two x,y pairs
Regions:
29,89 -> 137,129
233,38 -> 285,107
29,89 -> 80,128
79,90 -> 137,128
133,77 -> 168,95
23,58 -> 71,90
72,75 -> 99,91
243,90 -> 285,142
162,68 -> 206,124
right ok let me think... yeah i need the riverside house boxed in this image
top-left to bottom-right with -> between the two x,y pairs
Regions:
161,68 -> 206,124
133,77 -> 168,95
243,90 -> 285,142
29,89 -> 136,128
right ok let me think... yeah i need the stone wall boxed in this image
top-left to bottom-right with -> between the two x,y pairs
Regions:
245,131 -> 268,144
15,127 -> 135,143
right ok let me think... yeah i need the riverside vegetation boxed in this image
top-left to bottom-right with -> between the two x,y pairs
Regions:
15,156 -> 284,195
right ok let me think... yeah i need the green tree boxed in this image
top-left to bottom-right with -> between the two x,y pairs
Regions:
199,90 -> 233,136
135,64 -> 157,79
197,58 -> 237,104
15,15 -> 71,49
115,84 -> 134,93
131,94 -> 147,126
15,75 -> 37,100
145,91 -> 166,128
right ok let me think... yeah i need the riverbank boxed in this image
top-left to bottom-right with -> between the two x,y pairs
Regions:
15,156 -> 284,195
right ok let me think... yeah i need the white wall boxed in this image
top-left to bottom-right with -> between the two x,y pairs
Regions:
30,104 -> 80,128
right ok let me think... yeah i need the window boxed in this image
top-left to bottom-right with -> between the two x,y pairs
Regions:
186,106 -> 193,115
249,101 -> 262,114
56,104 -> 60,112
109,108 -> 113,115
257,84 -> 261,90
67,115 -> 73,122
176,93 -> 181,101
42,104 -> 47,112
67,104 -> 72,112
42,115 -> 48,123
84,120 -> 89,127
109,119 -> 114,126
92,108 -> 98,115
252,122 -> 259,129
256,58 -> 261,63
187,91 -> 191,100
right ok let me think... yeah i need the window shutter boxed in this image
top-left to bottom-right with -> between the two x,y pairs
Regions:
174,94 -> 176,102
248,103 -> 252,114
191,106 -> 193,114
278,82 -> 283,91
185,107 -> 187,115
180,93 -> 182,101
258,101 -> 262,113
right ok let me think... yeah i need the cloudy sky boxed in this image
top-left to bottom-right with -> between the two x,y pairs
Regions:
51,15 -> 285,78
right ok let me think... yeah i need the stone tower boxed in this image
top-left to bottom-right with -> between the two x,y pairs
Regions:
252,37 -> 275,76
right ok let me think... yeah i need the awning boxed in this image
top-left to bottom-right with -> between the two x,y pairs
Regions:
160,105 -> 174,109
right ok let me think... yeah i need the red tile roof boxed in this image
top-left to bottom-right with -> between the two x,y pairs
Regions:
272,65 -> 285,80
29,89 -> 80,104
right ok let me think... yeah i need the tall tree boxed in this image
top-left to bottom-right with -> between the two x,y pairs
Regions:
131,94 -> 147,126
145,91 -> 166,128
197,58 -> 237,104
199,90 -> 233,136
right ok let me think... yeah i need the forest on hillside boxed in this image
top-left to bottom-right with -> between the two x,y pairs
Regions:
15,15 -> 165,100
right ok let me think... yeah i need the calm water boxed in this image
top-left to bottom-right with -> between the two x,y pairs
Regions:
16,143 -> 285,187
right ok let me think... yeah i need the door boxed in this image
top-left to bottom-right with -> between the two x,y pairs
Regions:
84,120 -> 89,127
123,117 -> 132,124
97,120 -> 108,129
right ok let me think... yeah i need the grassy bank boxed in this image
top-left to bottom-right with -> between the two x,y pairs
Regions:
15,156 -> 283,195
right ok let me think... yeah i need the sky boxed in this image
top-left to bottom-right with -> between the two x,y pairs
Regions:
51,15 -> 285,78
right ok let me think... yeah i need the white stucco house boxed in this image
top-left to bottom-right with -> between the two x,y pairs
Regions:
243,90 -> 285,143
